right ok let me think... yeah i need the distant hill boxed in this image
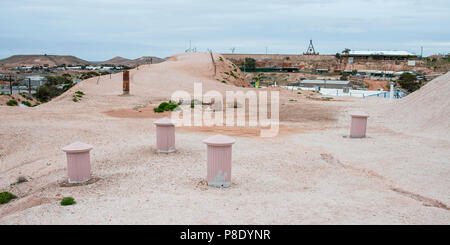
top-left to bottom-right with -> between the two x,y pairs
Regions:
98,56 -> 132,65
96,56 -> 165,66
0,54 -> 165,68
0,55 -> 90,67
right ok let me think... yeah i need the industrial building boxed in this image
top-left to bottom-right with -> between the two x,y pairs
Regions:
294,79 -> 352,89
341,50 -> 417,62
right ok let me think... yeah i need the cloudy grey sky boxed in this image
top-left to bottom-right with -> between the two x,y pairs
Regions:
1,0 -> 449,60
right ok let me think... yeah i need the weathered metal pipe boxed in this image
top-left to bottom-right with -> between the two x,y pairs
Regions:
123,70 -> 130,95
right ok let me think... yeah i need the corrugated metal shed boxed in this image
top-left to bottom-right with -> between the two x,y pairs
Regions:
344,50 -> 416,56
300,80 -> 351,85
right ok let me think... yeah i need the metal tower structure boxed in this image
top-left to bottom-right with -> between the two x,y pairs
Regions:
304,39 -> 319,55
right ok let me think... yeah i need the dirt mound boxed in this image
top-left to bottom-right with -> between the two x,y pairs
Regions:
213,54 -> 252,88
383,72 -> 450,137
0,94 -> 38,107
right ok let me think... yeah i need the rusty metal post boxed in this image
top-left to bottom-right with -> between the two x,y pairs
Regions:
9,74 -> 13,95
123,70 -> 130,95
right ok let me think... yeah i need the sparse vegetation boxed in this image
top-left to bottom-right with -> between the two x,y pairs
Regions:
60,197 -> 76,206
6,99 -> 18,106
21,101 -> 32,107
35,75 -> 74,102
0,191 -> 17,204
397,73 -> 422,93
80,71 -> 100,80
153,100 -> 181,113
73,91 -> 84,102
241,57 -> 256,69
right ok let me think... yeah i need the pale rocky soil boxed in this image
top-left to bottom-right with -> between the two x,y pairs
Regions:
0,53 -> 448,224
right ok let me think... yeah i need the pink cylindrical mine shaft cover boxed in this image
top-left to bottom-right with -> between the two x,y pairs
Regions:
153,117 -> 176,153
62,141 -> 93,183
203,134 -> 236,188
350,112 -> 369,138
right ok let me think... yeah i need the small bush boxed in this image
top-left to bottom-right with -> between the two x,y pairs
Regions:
221,80 -> 227,83
153,100 -> 180,113
60,197 -> 76,206
153,107 -> 164,113
17,176 -> 27,184
21,101 -> 32,107
0,191 -> 17,204
6,100 -> 18,106
297,92 -> 302,94
72,91 -> 84,102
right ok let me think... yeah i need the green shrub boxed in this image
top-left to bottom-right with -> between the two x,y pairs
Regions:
398,73 -> 422,93
60,197 -> 76,206
222,80 -> 227,84
21,101 -> 32,107
6,100 -> 18,106
0,191 -> 17,204
153,107 -> 164,113
80,71 -> 100,80
72,91 -> 84,102
229,71 -> 238,79
158,102 -> 169,110
153,100 -> 180,113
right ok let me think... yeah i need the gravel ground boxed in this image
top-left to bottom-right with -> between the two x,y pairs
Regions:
0,53 -> 448,224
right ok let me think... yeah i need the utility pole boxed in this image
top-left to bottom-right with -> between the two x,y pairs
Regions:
9,74 -> 12,95
28,78 -> 31,94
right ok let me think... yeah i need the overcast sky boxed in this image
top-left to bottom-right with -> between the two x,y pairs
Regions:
1,0 -> 449,60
